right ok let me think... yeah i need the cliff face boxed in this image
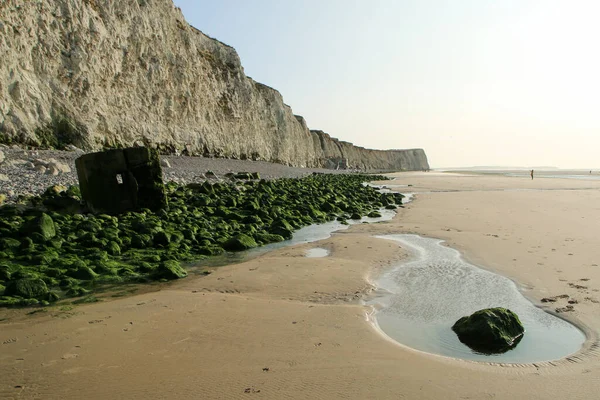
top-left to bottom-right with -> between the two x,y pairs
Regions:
0,0 -> 429,171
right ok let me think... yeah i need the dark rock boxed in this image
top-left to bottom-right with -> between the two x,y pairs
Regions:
269,219 -> 294,240
223,234 -> 258,251
156,260 -> 187,280
0,238 -> 20,250
153,231 -> 171,246
452,307 -> 525,354
22,213 -> 56,240
4,278 -> 49,299
69,266 -> 98,280
75,147 -> 167,214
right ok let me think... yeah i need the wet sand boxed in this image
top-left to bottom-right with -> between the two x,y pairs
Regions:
2,171 -> 600,399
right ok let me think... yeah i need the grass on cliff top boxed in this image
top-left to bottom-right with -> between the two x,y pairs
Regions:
0,173 -> 402,307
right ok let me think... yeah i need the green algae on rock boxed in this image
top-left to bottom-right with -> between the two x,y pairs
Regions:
452,307 -> 525,354
222,234 -> 258,251
4,278 -> 49,300
156,260 -> 188,280
0,173 -> 402,307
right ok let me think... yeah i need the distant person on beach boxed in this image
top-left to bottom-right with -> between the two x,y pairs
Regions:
530,169 -> 534,180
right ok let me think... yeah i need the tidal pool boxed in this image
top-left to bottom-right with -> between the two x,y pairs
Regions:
368,234 -> 586,363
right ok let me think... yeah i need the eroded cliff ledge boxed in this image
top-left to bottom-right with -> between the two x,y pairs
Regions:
0,0 -> 429,171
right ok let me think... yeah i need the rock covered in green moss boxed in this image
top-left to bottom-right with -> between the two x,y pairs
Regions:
0,173 -> 400,306
22,213 -> 56,240
156,260 -> 187,280
452,307 -> 525,353
223,234 -> 258,251
4,278 -> 49,299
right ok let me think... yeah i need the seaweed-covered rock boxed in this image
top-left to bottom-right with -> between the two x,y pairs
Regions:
69,265 -> 98,280
0,264 -> 11,281
22,213 -> 56,240
4,278 -> 49,299
0,173 -> 397,306
153,231 -> 171,246
269,219 -> 294,240
222,234 -> 258,251
156,260 -> 187,280
452,307 -> 525,353
0,237 -> 20,250
106,241 -> 121,256
367,210 -> 382,218
254,233 -> 285,244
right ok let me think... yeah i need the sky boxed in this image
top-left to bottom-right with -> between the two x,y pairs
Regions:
173,0 -> 600,168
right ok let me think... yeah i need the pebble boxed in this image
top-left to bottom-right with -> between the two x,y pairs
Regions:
0,147 -> 348,204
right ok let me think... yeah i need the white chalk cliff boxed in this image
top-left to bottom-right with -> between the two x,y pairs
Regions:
0,0 -> 429,171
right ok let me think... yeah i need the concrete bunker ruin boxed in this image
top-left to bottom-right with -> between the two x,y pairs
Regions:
75,147 -> 167,214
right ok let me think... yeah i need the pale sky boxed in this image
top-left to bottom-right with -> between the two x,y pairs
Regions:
173,0 -> 600,168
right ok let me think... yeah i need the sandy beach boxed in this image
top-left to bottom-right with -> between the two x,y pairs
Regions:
2,171 -> 600,399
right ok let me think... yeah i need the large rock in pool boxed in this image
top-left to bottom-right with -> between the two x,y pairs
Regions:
452,307 -> 525,353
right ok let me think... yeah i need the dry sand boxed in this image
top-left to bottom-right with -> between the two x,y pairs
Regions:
2,171 -> 600,399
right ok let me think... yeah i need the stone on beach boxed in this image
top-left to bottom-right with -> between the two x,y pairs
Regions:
452,307 -> 525,353
223,234 -> 258,251
4,278 -> 49,299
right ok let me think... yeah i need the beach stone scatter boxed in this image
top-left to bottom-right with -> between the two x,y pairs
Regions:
0,168 -> 403,307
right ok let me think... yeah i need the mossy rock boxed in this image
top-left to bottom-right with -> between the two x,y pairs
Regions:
269,219 -> 294,240
452,307 -> 525,354
222,234 -> 258,251
47,291 -> 60,302
131,234 -> 152,248
153,231 -> 171,246
197,246 -> 224,256
0,173 -> 396,307
22,213 -> 56,241
92,261 -> 119,275
68,266 -> 98,281
66,286 -> 91,297
0,238 -> 21,250
254,233 -> 285,244
4,278 -> 49,299
33,250 -> 60,265
48,238 -> 63,249
350,213 -> 362,220
367,211 -> 382,218
155,260 -> 187,280
0,264 -> 11,281
106,241 -> 121,256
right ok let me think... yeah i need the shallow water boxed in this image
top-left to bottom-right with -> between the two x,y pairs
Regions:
305,248 -> 330,258
190,208 -> 396,270
505,172 -> 600,180
368,234 -> 585,363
